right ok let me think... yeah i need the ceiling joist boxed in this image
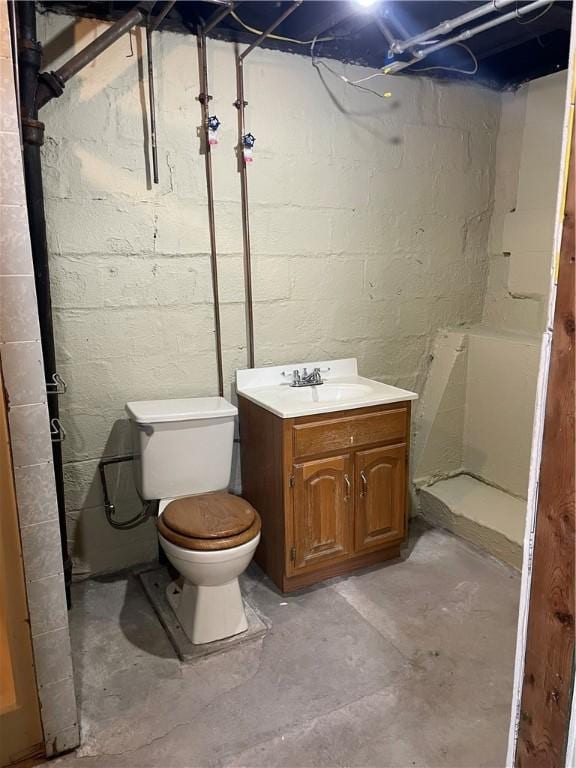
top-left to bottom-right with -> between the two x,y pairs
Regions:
37,0 -> 573,89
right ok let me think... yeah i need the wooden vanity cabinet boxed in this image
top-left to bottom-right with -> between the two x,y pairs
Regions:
238,397 -> 411,593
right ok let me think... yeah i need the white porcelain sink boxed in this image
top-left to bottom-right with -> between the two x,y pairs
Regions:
236,359 -> 418,418
277,382 -> 374,404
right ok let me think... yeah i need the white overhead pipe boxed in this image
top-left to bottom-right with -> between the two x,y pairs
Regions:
381,6 -> 419,52
391,0 -> 520,54
383,0 -> 555,75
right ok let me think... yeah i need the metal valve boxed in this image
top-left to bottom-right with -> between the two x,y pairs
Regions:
242,132 -> 256,163
207,115 -> 221,145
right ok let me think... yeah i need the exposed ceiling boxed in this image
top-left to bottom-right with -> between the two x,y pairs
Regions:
38,0 -> 573,90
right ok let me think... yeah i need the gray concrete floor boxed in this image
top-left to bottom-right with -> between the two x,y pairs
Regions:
55,523 -> 520,768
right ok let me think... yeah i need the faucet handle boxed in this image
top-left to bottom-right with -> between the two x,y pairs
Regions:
281,369 -> 301,386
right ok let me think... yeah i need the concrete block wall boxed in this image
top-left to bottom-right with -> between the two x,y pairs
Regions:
413,330 -> 468,483
504,71 -> 566,299
414,329 -> 540,500
483,71 -> 567,335
463,330 -> 540,498
415,71 -> 566,505
464,71 -> 566,499
37,13 -> 500,577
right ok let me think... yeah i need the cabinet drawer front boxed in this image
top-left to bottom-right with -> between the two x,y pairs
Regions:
293,408 -> 407,459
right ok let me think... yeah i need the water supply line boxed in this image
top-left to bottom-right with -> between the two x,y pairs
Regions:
197,3 -> 237,397
146,2 -> 176,184
390,0 -> 521,54
384,0 -> 556,75
146,24 -> 159,183
234,56 -> 254,369
98,455 -> 154,530
234,0 -> 303,368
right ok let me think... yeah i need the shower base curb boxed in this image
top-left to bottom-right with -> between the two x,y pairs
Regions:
417,474 -> 525,569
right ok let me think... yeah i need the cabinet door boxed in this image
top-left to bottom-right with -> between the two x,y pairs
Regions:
355,444 -> 406,553
292,454 -> 353,572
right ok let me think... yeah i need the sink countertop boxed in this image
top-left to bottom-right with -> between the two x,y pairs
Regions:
236,358 -> 418,419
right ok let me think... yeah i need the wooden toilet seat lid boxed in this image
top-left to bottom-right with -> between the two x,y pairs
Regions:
157,511 -> 261,551
162,492 -> 257,539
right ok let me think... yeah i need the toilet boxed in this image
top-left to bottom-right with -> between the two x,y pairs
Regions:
125,397 -> 261,645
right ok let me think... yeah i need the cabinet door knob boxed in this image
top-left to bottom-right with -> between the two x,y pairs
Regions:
360,470 -> 368,497
344,474 -> 351,501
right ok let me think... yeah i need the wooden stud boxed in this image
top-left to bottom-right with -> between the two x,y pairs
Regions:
515,136 -> 575,767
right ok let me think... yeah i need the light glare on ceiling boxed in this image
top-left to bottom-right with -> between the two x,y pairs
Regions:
355,0 -> 379,7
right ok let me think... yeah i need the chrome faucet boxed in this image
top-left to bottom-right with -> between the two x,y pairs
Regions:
283,367 -> 329,387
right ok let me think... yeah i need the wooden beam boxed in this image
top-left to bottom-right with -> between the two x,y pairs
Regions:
515,133 -> 575,766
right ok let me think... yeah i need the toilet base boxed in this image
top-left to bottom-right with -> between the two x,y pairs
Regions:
166,577 -> 248,645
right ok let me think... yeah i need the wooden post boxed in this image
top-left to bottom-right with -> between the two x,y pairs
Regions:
515,139 -> 575,766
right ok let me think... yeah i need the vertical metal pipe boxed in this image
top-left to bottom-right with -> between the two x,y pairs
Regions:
233,1 -> 302,369
17,1 -> 72,606
197,31 -> 225,395
146,26 -> 159,184
235,54 -> 255,369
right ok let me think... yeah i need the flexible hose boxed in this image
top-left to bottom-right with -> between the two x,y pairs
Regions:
104,500 -> 155,530
99,455 -> 155,530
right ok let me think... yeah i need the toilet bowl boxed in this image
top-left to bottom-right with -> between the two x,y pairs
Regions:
157,493 -> 260,645
161,537 -> 261,645
125,396 -> 260,646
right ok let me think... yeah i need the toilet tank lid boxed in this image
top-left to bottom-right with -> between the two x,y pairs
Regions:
125,397 -> 237,424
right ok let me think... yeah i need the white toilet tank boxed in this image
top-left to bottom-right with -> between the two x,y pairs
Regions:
125,397 -> 237,501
